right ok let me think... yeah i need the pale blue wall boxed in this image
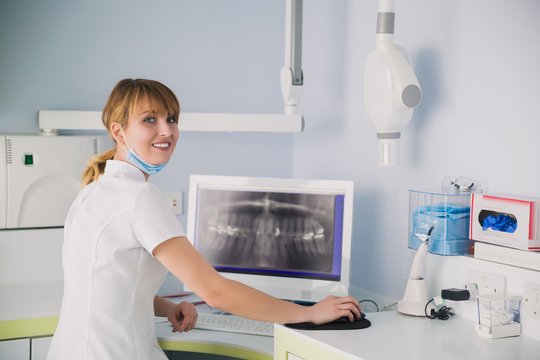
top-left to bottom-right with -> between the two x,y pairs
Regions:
0,0 -> 295,181
1,0 -> 540,303
294,0 -> 540,300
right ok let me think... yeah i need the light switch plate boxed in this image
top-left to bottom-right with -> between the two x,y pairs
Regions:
467,270 -> 507,296
523,282 -> 540,320
163,191 -> 182,215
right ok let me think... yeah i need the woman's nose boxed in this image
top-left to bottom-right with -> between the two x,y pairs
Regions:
157,119 -> 172,136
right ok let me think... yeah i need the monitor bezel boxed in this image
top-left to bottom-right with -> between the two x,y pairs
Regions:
185,174 -> 353,302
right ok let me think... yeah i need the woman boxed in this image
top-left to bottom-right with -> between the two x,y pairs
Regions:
48,78 -> 361,360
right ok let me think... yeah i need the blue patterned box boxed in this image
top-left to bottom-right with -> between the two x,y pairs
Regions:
409,190 -> 472,256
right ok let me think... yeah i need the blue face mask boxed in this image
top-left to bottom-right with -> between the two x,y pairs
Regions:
120,128 -> 167,176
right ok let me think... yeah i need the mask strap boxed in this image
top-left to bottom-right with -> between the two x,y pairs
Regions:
119,127 -> 132,154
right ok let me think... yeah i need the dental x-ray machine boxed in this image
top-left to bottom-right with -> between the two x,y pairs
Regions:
38,1 -> 305,134
365,0 -> 422,166
0,134 -> 110,229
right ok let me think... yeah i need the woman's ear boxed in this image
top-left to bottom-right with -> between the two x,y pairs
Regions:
110,122 -> 124,144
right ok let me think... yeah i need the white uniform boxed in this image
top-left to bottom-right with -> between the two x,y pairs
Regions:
48,160 -> 185,360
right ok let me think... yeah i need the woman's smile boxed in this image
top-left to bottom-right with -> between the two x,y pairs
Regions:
152,141 -> 171,149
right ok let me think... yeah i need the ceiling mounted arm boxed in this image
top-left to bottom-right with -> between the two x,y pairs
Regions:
287,0 -> 303,85
281,0 -> 304,115
37,2 -> 306,133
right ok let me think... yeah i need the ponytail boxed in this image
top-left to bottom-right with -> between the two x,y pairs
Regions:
81,148 -> 116,187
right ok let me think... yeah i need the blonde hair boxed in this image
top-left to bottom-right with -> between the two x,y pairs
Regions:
81,79 -> 180,186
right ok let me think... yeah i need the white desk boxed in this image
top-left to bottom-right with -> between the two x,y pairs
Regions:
0,282 -> 273,360
0,282 -> 63,360
275,310 -> 540,360
3,283 -> 540,360
155,320 -> 272,359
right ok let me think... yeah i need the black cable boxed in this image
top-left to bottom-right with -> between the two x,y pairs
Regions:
425,299 -> 436,318
424,298 -> 453,320
359,299 -> 380,312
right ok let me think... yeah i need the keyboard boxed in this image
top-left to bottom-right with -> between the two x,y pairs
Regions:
194,313 -> 274,337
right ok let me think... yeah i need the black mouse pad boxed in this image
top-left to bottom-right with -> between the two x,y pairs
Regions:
285,317 -> 371,330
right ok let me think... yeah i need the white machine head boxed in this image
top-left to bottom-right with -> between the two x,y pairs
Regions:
365,0 -> 421,166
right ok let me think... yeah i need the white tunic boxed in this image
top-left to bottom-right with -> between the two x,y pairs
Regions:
48,160 -> 185,360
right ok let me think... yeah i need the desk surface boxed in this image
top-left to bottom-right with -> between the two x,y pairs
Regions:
0,282 -> 273,360
0,281 -> 64,322
276,310 -> 540,360
154,298 -> 273,359
155,319 -> 273,359
3,283 -> 540,360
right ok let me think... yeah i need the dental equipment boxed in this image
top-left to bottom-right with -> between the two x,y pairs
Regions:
281,0 -> 303,116
0,134 -> 109,229
398,226 -> 433,316
38,2 -> 305,134
365,0 -> 422,166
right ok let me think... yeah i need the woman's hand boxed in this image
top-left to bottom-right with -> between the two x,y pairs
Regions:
308,295 -> 362,325
167,301 -> 198,333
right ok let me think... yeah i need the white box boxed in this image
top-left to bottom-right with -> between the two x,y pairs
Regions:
0,134 -> 110,229
474,242 -> 540,271
476,293 -> 522,338
470,193 -> 540,251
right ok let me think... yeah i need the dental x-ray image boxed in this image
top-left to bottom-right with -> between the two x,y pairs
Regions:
194,189 -> 337,278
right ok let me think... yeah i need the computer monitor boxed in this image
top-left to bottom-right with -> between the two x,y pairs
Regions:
186,175 -> 354,302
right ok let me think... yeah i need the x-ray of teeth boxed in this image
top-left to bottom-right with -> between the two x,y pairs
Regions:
195,189 -> 337,275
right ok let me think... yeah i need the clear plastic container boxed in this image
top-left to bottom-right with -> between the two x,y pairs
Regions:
408,189 -> 473,256
476,293 -> 522,338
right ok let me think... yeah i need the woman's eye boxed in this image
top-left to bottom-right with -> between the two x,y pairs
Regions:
144,117 -> 155,123
167,117 -> 177,124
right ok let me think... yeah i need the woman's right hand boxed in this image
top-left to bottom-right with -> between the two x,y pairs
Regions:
167,301 -> 198,333
308,295 -> 362,324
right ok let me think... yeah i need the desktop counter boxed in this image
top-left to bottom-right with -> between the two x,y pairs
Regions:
0,282 -> 272,359
275,310 -> 540,360
2,282 -> 540,360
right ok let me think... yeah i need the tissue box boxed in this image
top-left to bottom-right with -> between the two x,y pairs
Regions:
409,190 -> 473,256
470,193 -> 540,251
476,293 -> 522,338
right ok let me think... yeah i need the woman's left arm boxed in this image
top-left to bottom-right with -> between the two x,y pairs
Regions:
154,296 -> 198,333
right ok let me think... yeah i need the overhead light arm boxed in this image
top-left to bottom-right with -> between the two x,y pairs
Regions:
281,0 -> 304,115
287,0 -> 303,85
37,1 -> 306,133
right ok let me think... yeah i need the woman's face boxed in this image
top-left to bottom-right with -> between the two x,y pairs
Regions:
122,100 -> 179,166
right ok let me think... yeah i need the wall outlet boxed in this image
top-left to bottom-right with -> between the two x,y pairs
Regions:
163,191 -> 183,215
523,282 -> 540,320
467,270 -> 507,296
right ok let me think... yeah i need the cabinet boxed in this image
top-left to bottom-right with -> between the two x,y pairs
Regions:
0,336 -> 52,360
0,338 -> 30,360
31,337 -> 53,360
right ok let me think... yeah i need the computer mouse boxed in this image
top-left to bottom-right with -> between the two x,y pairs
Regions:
335,312 -> 365,323
285,311 -> 370,330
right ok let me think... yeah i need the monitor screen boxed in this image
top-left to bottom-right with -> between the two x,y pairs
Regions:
186,175 -> 353,301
